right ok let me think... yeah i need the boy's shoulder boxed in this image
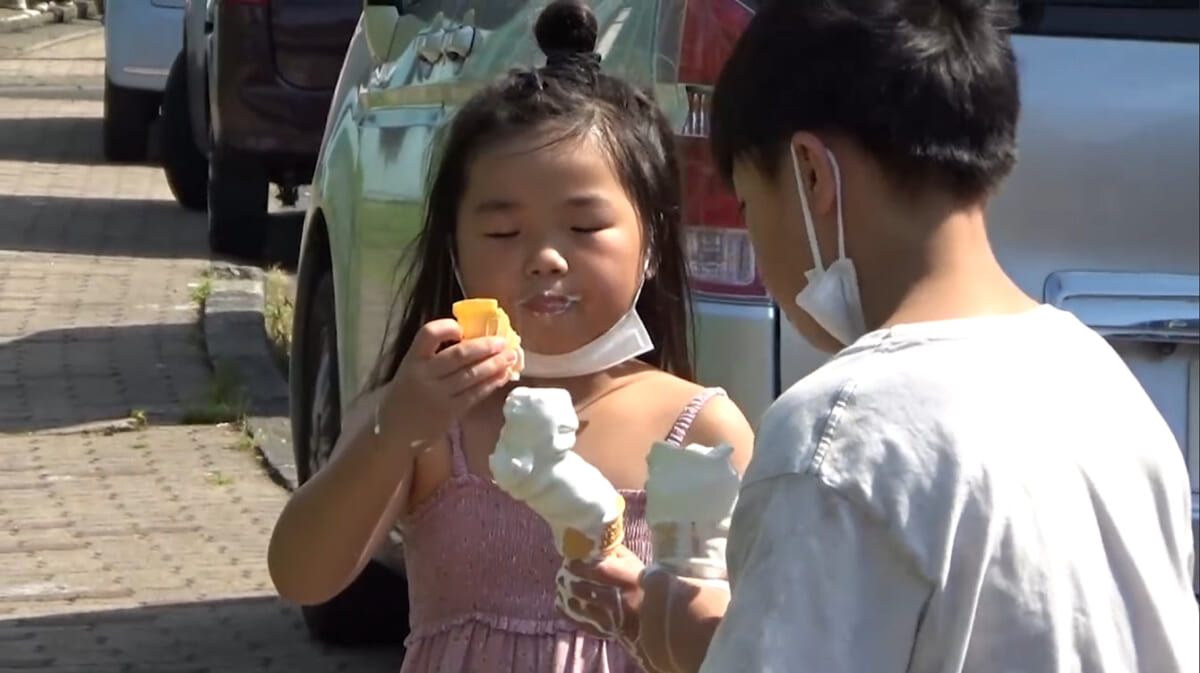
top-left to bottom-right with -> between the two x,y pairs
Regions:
746,305 -> 1122,486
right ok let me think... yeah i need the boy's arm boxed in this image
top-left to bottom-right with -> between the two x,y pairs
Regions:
695,473 -> 933,673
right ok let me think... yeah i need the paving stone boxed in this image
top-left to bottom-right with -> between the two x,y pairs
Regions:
0,33 -> 404,670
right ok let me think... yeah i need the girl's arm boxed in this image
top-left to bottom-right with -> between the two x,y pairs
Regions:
267,320 -> 518,606
678,393 -> 755,476
266,382 -> 423,606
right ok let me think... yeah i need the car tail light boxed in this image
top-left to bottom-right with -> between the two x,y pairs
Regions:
663,1 -> 764,301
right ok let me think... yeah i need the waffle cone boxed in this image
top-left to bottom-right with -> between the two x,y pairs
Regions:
452,298 -> 523,380
562,494 -> 626,561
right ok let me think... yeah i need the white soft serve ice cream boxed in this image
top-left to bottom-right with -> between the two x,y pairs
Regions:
645,441 -> 740,580
489,387 -> 621,558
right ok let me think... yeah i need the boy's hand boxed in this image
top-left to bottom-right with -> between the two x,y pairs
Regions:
638,567 -> 730,673
556,546 -> 671,671
555,545 -> 645,640
384,319 -> 517,448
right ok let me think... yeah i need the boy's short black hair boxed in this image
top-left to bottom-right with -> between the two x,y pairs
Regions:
710,0 -> 1021,201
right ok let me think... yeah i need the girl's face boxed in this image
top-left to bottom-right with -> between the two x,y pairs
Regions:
455,129 -> 646,355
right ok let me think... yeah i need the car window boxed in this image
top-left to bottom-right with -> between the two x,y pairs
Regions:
400,0 -> 448,20
459,0 -> 529,31
722,0 -> 1195,44
1015,0 -> 1198,42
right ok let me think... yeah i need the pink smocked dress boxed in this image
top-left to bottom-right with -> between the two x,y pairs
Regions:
395,387 -> 727,673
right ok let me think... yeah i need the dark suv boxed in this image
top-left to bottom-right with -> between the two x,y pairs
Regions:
159,0 -> 359,258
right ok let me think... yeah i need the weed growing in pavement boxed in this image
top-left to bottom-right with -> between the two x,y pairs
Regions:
206,470 -> 235,486
190,277 -> 214,307
232,427 -> 256,453
263,266 -> 294,379
181,361 -> 247,426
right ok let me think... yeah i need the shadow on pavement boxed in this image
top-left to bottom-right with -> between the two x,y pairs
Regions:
0,323 -> 214,433
0,86 -> 105,102
0,595 -> 403,671
0,194 -> 302,269
0,116 -> 110,165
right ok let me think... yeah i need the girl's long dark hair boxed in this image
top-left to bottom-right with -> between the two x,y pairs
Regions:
368,0 -> 693,391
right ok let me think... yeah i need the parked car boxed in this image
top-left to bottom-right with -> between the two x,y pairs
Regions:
101,0 -> 184,162
287,0 -> 1200,643
155,0 -> 211,213
156,0 -> 359,257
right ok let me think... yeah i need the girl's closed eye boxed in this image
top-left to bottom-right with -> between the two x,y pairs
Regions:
571,222 -> 611,234
484,230 -> 521,239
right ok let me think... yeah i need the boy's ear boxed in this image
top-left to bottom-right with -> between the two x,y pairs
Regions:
789,131 -> 837,217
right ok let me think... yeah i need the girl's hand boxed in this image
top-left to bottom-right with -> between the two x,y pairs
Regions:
382,318 -> 517,448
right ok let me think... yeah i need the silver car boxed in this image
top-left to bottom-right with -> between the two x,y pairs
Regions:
288,0 -> 1199,643
101,0 -> 185,161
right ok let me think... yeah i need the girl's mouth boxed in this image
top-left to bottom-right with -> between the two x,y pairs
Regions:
520,292 -> 579,317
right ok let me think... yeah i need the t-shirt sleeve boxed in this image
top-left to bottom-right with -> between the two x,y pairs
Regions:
699,473 -> 933,673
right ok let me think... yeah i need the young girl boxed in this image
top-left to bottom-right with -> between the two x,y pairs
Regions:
267,2 -> 755,672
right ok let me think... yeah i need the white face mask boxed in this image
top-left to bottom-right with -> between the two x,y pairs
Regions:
790,146 -> 867,346
452,256 -> 654,379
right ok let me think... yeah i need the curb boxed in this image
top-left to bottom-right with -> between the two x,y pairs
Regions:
0,9 -> 54,34
0,2 -> 78,34
200,262 -> 299,492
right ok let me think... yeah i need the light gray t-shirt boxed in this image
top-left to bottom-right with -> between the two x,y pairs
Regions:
700,306 -> 1198,673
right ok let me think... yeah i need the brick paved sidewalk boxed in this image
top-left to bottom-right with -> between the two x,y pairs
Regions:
0,33 -> 402,671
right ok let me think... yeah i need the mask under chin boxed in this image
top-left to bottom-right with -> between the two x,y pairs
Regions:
520,307 -> 654,379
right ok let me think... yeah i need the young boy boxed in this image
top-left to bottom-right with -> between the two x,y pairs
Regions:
558,0 -> 1199,670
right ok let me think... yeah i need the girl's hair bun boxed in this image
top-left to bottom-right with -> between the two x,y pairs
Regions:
535,0 -> 599,57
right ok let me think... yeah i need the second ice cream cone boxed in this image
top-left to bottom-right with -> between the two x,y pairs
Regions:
562,494 -> 626,560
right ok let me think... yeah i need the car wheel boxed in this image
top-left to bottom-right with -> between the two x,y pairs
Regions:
206,150 -> 268,258
161,52 -> 208,211
296,271 -> 411,647
102,74 -> 158,163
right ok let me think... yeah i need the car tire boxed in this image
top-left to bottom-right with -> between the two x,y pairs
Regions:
206,150 -> 268,258
102,74 -> 158,163
295,272 -> 411,647
161,52 -> 208,211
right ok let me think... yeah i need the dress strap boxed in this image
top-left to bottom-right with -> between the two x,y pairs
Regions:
448,422 -> 469,477
665,387 -> 727,446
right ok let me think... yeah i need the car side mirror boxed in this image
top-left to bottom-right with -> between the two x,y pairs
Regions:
363,0 -> 405,64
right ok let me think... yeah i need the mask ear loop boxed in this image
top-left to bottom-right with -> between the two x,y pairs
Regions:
448,248 -> 467,298
791,144 -> 824,274
631,255 -> 651,306
825,149 -> 846,261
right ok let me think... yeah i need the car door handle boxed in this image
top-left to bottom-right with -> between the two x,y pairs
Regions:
416,31 -> 445,64
1045,271 -> 1200,344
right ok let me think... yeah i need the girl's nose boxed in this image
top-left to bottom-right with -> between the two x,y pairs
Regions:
525,245 -> 569,277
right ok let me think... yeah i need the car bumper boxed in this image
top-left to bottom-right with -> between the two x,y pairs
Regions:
210,5 -> 330,162
691,298 -> 778,429
104,3 -> 182,92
